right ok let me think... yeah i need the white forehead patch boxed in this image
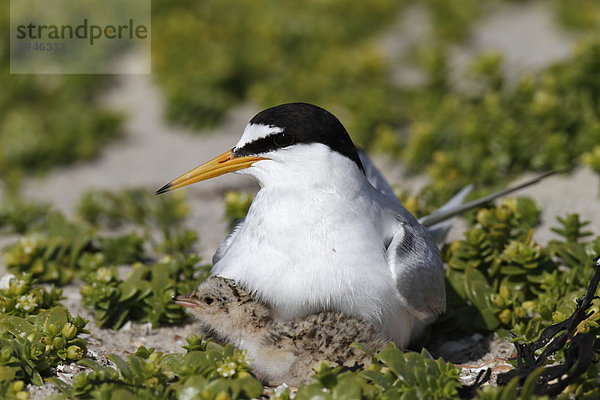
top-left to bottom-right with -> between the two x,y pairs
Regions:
235,123 -> 283,149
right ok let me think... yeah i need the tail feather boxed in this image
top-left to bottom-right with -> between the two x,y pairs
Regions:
419,170 -> 558,228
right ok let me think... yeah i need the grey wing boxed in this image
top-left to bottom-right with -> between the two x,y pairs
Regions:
386,219 -> 446,319
358,149 -> 397,200
212,218 -> 245,265
362,150 -> 445,317
359,149 -> 464,244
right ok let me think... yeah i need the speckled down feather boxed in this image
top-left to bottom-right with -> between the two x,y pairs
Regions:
174,276 -> 388,386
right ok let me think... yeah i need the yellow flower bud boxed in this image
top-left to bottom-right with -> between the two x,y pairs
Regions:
514,307 -> 526,319
67,345 -> 84,360
80,285 -> 93,297
496,207 -> 512,222
492,294 -> 505,308
215,391 -> 231,400
16,391 -> 29,400
47,324 -> 60,336
522,301 -> 537,312
577,321 -> 590,334
53,336 -> 67,349
499,285 -> 510,300
61,323 -> 77,340
499,309 -> 512,325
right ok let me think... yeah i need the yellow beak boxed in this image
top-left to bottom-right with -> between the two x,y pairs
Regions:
156,149 -> 267,194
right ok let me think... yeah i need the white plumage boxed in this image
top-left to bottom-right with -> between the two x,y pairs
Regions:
159,103 -> 457,347
207,126 -> 443,347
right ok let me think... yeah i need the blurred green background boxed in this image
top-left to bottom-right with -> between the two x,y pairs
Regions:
2,2 -> 600,397
2,0 -> 600,206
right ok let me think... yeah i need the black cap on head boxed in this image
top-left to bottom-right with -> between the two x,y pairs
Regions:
234,103 -> 365,173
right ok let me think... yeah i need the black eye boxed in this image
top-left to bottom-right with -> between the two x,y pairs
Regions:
273,132 -> 294,148
203,296 -> 214,305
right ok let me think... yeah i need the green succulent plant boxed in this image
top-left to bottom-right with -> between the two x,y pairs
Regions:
0,307 -> 88,386
80,254 -> 209,329
441,197 -> 600,355
224,191 -> 254,228
2,2 -> 600,397
49,341 -> 263,400
0,273 -> 62,318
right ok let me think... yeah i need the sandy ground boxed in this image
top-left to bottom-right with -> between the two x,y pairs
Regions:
2,2 -> 600,397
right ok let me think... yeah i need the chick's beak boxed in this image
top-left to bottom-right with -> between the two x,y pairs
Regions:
172,294 -> 198,308
156,149 -> 267,194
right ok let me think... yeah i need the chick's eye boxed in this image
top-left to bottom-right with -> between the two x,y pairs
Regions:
273,132 -> 294,148
203,296 -> 214,305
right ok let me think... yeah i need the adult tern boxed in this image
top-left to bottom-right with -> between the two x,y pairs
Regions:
158,102 -> 553,347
